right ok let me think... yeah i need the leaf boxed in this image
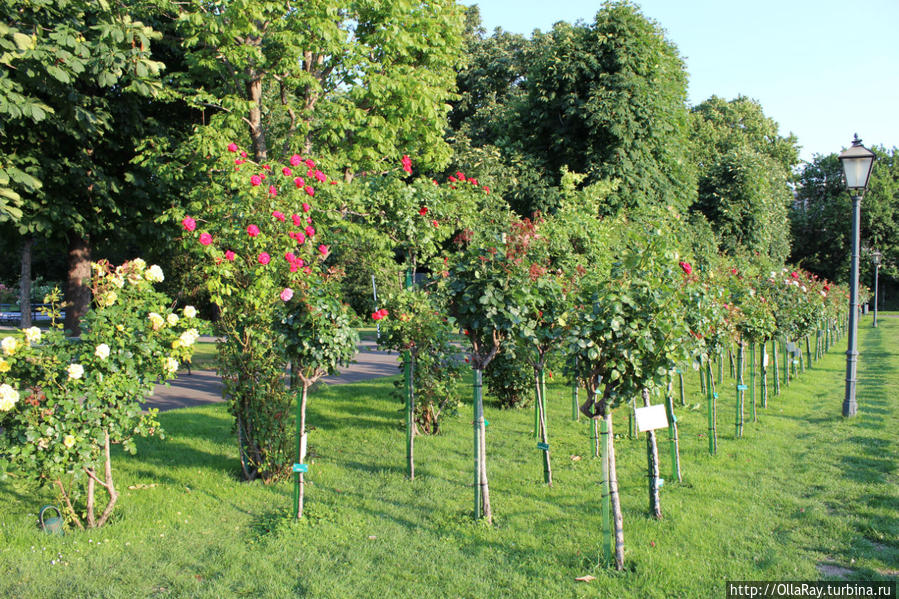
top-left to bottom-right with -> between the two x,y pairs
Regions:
575,575 -> 596,582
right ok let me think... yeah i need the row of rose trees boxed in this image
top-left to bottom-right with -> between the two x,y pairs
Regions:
174,145 -> 848,569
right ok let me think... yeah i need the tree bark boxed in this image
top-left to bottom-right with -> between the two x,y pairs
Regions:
64,232 -> 91,336
642,388 -> 662,520
535,367 -> 552,487
245,66 -> 267,162
19,237 -> 33,328
297,384 -> 309,518
96,431 -> 118,527
606,411 -> 625,570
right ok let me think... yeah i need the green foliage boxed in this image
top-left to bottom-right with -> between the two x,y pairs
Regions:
791,147 -> 899,295
568,221 -> 695,409
0,0 -> 166,229
376,289 -> 463,432
176,146 -> 354,482
513,2 -> 696,215
0,259 -> 203,527
690,96 -> 799,262
483,345 -> 532,409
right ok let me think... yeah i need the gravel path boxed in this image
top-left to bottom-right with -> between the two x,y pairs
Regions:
147,341 -> 401,411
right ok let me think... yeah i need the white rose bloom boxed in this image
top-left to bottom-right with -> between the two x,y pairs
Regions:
112,275 -> 125,288
148,313 -> 165,331
24,326 -> 41,344
166,313 -> 179,326
67,363 -> 84,380
146,265 -> 164,282
0,383 -> 19,411
801,285 -> 807,292
820,291 -> 827,298
183,305 -> 198,319
131,258 -> 146,271
95,343 -> 111,360
1,336 -> 18,356
179,328 -> 199,347
163,357 -> 179,375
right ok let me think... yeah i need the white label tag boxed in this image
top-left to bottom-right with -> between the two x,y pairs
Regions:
635,404 -> 669,432
763,351 -> 769,367
300,433 -> 307,462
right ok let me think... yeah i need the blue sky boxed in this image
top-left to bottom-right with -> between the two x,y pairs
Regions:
467,0 -> 899,162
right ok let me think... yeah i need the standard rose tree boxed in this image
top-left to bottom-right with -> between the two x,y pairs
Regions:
177,145 -> 350,483
0,261 -> 204,528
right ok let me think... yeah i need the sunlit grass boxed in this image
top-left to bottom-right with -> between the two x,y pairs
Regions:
1,316 -> 896,598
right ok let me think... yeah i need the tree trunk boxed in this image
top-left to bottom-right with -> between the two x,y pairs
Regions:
706,357 -> 718,455
64,232 -> 91,336
296,384 -> 309,518
96,431 -> 118,527
642,388 -> 662,520
605,411 -> 625,570
19,237 -> 33,328
664,376 -> 682,483
772,339 -> 780,396
405,351 -> 415,480
246,69 -> 267,162
735,338 -> 744,438
599,415 -> 612,564
473,368 -> 492,523
535,367 -> 552,486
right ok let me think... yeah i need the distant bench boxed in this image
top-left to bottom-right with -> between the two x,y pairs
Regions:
0,304 -> 65,325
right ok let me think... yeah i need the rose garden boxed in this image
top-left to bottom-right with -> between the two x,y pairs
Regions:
1,1 -> 897,597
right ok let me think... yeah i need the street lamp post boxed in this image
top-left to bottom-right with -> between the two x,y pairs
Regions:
838,135 -> 876,418
872,250 -> 882,328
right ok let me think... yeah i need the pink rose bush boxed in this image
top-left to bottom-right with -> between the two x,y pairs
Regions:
177,143 -> 357,484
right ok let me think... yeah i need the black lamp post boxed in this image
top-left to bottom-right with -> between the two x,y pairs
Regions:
872,249 -> 882,328
838,134 -> 876,418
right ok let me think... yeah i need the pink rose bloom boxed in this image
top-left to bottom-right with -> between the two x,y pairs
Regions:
314,170 -> 326,182
402,155 -> 412,173
432,220 -> 439,228
289,263 -> 299,273
257,252 -> 270,265
679,261 -> 692,275
227,143 -> 238,152
306,216 -> 312,224
295,232 -> 306,244
305,226 -> 315,237
182,216 -> 196,232
304,185 -> 315,197
235,158 -> 244,165
448,175 -> 457,182
240,151 -> 247,158
273,211 -> 285,222
280,288 -> 294,302
290,154 -> 302,166
302,202 -> 311,213
318,244 -> 329,256
268,185 -> 278,197
199,233 -> 213,246
293,177 -> 305,188
262,164 -> 271,171
303,266 -> 312,274
456,171 -> 465,179
247,224 -> 260,237
224,250 -> 236,261
419,206 -> 428,216
250,175 -> 262,186
282,167 -> 292,176
291,213 -> 303,227
791,271 -> 799,279
284,251 -> 296,262
304,158 -> 315,168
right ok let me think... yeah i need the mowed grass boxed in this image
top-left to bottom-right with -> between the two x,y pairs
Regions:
0,317 -> 896,598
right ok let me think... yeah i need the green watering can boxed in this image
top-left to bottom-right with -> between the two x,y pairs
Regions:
38,505 -> 64,536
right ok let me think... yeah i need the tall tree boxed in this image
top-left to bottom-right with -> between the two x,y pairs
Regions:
690,96 -> 799,262
512,1 -> 696,215
155,0 -> 465,174
0,0 -> 167,334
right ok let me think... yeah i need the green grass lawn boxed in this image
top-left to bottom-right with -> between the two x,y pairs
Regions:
1,317 -> 896,598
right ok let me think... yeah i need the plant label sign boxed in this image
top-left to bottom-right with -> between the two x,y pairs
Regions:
635,404 -> 668,432
292,463 -> 308,473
